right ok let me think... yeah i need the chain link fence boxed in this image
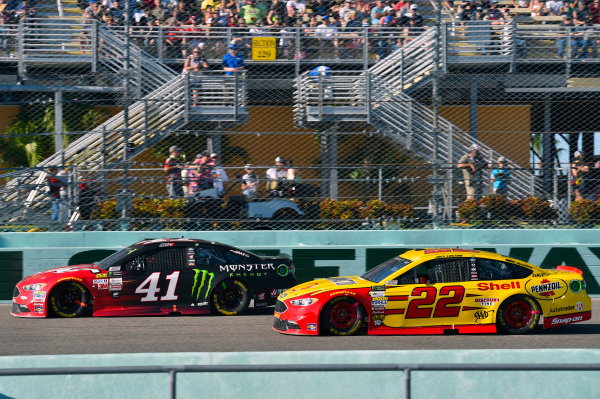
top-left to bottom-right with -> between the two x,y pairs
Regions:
0,15 -> 600,231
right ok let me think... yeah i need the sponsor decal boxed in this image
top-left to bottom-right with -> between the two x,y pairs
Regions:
190,302 -> 209,307
307,323 -> 317,331
109,266 -> 121,271
374,320 -> 383,326
33,291 -> 47,301
109,278 -> 123,292
20,296 -> 27,300
474,310 -> 491,321
159,243 -> 175,247
530,280 -> 561,295
219,264 -> 275,273
191,269 -> 215,301
93,278 -> 109,290
549,305 -> 575,314
95,273 -> 108,278
229,249 -> 250,258
329,290 -> 357,297
257,293 -> 266,300
372,314 -> 385,321
109,271 -> 122,277
277,264 -> 289,277
575,302 -> 585,311
474,297 -> 500,306
385,280 -> 398,286
112,292 -> 120,298
326,277 -> 358,286
550,315 -> 584,325
229,272 -> 268,277
34,304 -> 44,313
477,281 -> 521,291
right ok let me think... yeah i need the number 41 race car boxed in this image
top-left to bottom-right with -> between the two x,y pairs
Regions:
12,238 -> 297,318
273,248 -> 591,335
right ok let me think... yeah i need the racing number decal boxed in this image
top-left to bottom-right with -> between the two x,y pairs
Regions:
135,271 -> 180,302
405,285 -> 465,319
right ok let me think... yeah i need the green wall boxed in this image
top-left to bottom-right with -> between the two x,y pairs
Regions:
1,229 -> 600,299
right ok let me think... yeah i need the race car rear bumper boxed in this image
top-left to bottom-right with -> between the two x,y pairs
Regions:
543,310 -> 591,329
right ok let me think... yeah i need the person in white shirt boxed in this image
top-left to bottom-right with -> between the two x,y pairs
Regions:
545,0 -> 564,16
241,164 -> 259,197
315,15 -> 339,58
265,156 -> 288,194
209,153 -> 229,196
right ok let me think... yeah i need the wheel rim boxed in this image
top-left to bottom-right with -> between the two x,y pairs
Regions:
329,301 -> 358,330
220,285 -> 243,310
56,285 -> 84,313
504,299 -> 533,328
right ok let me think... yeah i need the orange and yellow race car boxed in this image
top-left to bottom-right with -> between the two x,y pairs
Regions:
273,248 -> 591,335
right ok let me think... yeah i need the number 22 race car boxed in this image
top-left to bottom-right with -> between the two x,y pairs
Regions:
273,248 -> 591,335
12,238 -> 297,318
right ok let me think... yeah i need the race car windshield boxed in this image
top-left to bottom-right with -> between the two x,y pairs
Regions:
95,245 -> 137,268
361,257 -> 412,282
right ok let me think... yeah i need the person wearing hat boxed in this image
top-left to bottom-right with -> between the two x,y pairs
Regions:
222,43 -> 245,75
457,144 -> 488,200
571,150 -> 589,201
315,14 -> 340,59
241,164 -> 260,197
47,167 -> 66,222
490,156 -> 511,195
266,157 -> 288,195
183,36 -> 208,106
164,145 -> 184,197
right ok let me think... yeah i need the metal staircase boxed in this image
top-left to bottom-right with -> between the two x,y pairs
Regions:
1,20 -> 247,224
295,27 -> 543,200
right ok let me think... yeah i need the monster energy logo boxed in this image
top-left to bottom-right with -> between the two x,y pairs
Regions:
191,269 -> 215,301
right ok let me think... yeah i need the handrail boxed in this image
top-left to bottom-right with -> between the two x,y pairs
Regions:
1,363 -> 598,399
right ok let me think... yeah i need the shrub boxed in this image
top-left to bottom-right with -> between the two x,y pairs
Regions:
457,199 -> 483,222
569,199 -> 600,225
520,196 -> 557,221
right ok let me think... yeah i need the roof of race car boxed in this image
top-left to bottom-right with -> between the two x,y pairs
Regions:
399,248 -> 533,266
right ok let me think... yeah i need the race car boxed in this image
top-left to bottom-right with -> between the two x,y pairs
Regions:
12,238 -> 297,318
273,248 -> 591,335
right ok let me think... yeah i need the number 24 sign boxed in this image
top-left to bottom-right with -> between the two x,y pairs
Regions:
252,37 -> 276,61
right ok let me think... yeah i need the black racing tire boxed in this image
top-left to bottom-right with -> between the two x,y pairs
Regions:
210,279 -> 250,316
320,296 -> 365,336
49,281 -> 92,318
497,295 -> 540,334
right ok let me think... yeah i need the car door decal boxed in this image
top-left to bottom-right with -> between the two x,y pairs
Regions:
403,285 -> 465,319
135,271 -> 181,302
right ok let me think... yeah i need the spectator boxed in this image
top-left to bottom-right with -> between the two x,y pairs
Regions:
209,153 -> 229,196
338,0 -> 355,21
512,0 -> 530,8
315,15 -> 340,58
545,0 -> 564,16
222,43 -> 245,74
529,0 -> 546,17
164,145 -> 184,197
312,0 -> 329,16
308,65 -> 333,98
286,0 -> 307,21
241,164 -> 260,197
571,150 -> 589,201
490,156 -> 511,195
240,0 -> 266,25
78,171 -> 96,220
590,0 -> 599,23
371,0 -> 386,25
47,167 -> 64,222
57,165 -> 71,223
403,13 -> 425,46
182,16 -> 203,56
457,144 -> 487,200
501,9 -> 527,58
267,0 -> 286,23
164,19 -> 183,59
573,0 -> 590,25
266,156 -> 288,195
557,15 -> 575,58
583,16 -> 598,58
183,45 -> 209,106
582,156 -> 600,200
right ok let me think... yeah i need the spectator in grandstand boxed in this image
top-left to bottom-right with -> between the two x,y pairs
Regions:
404,4 -> 423,23
57,165 -> 71,223
457,144 -> 487,200
183,45 -> 208,106
511,0 -> 530,8
312,0 -> 330,16
574,0 -> 590,25
557,15 -> 575,58
78,172 -> 96,221
490,156 -> 511,195
222,43 -> 245,74
164,18 -> 183,58
528,0 -> 546,17
403,13 -> 425,46
109,0 -> 125,24
590,0 -> 600,23
487,0 -> 503,21
315,15 -> 340,58
355,0 -> 369,17
308,65 -> 333,98
457,0 -> 473,22
241,164 -> 260,197
150,0 -> 168,22
570,15 -> 590,57
286,0 -> 307,21
240,0 -> 267,25
267,0 -> 287,24
583,16 -> 598,57
545,0 -> 564,16
209,153 -> 229,196
182,16 -> 203,56
266,156 -> 288,195
371,0 -> 387,25
47,167 -> 65,222
571,150 -> 589,201
501,9 -> 527,58
329,0 -> 343,19
164,145 -> 184,197
338,0 -> 355,21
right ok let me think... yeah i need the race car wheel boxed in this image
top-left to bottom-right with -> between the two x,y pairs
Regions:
49,281 -> 92,318
211,279 -> 250,316
497,295 -> 540,334
321,296 -> 365,336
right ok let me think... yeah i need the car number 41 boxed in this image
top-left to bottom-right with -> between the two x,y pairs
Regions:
135,271 -> 180,302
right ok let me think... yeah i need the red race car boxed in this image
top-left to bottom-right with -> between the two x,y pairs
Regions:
12,238 -> 296,317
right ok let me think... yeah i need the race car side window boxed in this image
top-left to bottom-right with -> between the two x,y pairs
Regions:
195,246 -> 228,266
476,259 -> 533,280
123,247 -> 188,271
422,258 -> 471,284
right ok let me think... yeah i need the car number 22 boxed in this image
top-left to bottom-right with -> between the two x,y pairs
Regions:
405,285 -> 465,319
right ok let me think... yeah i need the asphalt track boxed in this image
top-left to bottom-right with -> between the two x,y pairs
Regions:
1,300 -> 599,356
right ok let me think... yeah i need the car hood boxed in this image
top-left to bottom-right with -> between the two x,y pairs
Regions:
22,264 -> 103,282
279,276 -> 373,300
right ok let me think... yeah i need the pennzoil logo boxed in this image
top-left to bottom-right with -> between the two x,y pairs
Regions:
191,269 -> 215,301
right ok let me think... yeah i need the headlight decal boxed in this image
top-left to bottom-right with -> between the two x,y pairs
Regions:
290,298 -> 318,306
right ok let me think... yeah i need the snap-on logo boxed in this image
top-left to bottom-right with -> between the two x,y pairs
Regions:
550,315 -> 583,325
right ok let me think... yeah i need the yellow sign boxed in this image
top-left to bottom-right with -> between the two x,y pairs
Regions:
252,37 -> 276,61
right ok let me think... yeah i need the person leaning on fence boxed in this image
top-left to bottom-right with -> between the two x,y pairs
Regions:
457,144 -> 487,200
223,43 -> 245,74
47,167 -> 64,222
557,15 -> 576,58
78,171 -> 96,221
490,156 -> 511,196
241,164 -> 260,197
164,145 -> 184,197
183,44 -> 208,107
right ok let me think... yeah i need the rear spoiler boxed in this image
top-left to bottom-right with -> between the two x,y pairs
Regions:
556,265 -> 584,276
